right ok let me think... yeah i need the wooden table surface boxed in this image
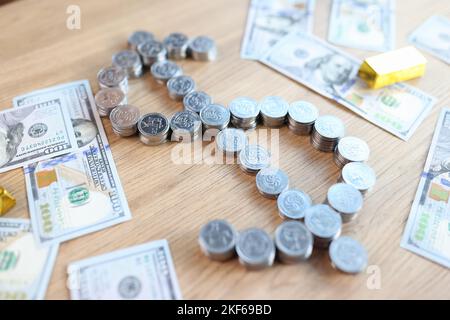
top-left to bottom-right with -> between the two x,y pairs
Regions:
0,0 -> 449,300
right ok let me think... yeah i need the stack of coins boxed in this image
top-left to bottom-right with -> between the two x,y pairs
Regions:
334,136 -> 370,168
97,66 -> 128,94
150,60 -> 183,84
94,88 -> 127,117
216,128 -> 247,155
199,220 -> 237,261
340,162 -> 376,195
326,183 -> 364,223
236,228 -> 275,270
259,96 -> 289,127
229,97 -> 260,130
277,189 -> 312,220
256,167 -> 289,199
0,187 -> 16,216
137,40 -> 167,66
304,204 -> 342,248
170,110 -> 202,142
287,101 -> 319,135
138,113 -> 170,146
199,104 -> 230,131
275,221 -> 313,263
109,104 -> 141,137
329,236 -> 368,274
311,115 -> 345,152
163,32 -> 189,60
238,144 -> 271,175
188,36 -> 217,61
167,75 -> 196,101
183,91 -> 212,114
112,50 -> 143,78
128,30 -> 154,50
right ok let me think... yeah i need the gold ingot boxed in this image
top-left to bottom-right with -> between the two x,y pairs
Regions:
358,46 -> 427,89
0,187 -> 16,216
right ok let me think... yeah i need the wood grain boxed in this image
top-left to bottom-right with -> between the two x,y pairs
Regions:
0,0 -> 449,299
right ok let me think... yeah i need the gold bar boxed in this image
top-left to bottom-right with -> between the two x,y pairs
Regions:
358,46 -> 427,89
0,187 -> 16,216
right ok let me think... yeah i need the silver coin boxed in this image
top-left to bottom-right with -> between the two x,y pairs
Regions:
163,32 -> 189,59
238,144 -> 271,174
109,104 -> 140,132
118,275 -> 142,299
259,96 -> 289,118
314,115 -> 345,140
97,66 -> 128,93
112,50 -> 142,78
137,113 -> 170,146
216,128 -> 247,154
329,236 -> 368,274
256,167 -> 289,199
150,60 -> 183,84
327,183 -> 363,217
336,136 -> 370,163
229,97 -> 260,120
167,75 -> 196,101
188,35 -> 217,61
341,162 -> 376,193
277,189 -> 312,220
200,103 -> 230,130
170,110 -> 202,142
275,220 -> 313,263
304,204 -> 342,247
199,219 -> 237,261
183,91 -> 212,113
137,40 -> 167,66
94,88 -> 126,117
236,228 -> 275,269
128,30 -> 154,50
288,101 -> 319,124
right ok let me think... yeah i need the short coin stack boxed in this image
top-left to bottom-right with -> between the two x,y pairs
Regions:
97,66 -> 128,94
184,91 -> 212,114
304,204 -> 342,249
112,50 -> 143,78
259,96 -> 288,127
138,113 -> 170,145
127,30 -> 154,50
109,105 -> 141,137
339,162 -> 377,195
150,60 -> 183,84
334,136 -> 370,168
199,104 -> 230,131
198,220 -> 237,261
163,32 -> 189,60
137,40 -> 167,66
287,101 -> 319,135
326,183 -> 364,222
238,144 -> 271,175
167,75 -> 196,101
95,88 -> 127,117
277,189 -> 312,220
311,115 -> 345,152
216,128 -> 248,155
188,36 -> 217,61
329,236 -> 368,274
170,110 -> 202,142
229,97 -> 260,130
256,167 -> 289,199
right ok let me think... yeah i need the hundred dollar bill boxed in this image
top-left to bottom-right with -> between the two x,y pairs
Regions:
409,16 -> 450,65
328,0 -> 395,52
67,239 -> 182,300
0,99 -> 77,173
401,108 -> 450,268
241,0 -> 315,60
0,218 -> 58,299
13,80 -> 132,246
260,31 -> 436,140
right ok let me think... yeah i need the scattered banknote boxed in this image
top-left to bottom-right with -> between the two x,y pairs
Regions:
0,99 -> 77,173
409,15 -> 450,65
0,218 -> 59,299
260,31 -> 436,140
13,80 -> 132,246
241,0 -> 315,60
401,108 -> 450,268
328,0 -> 395,52
67,239 -> 182,300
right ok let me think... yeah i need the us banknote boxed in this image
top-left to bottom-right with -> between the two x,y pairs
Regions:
241,0 -> 315,60
13,80 -> 131,246
0,218 -> 58,299
260,31 -> 436,140
67,239 -> 182,300
401,108 -> 450,268
328,0 -> 395,52
0,99 -> 77,173
409,15 -> 450,65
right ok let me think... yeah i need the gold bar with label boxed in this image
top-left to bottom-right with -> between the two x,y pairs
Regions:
0,187 -> 16,216
358,46 -> 427,89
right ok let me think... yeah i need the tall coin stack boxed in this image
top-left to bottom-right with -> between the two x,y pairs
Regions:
311,115 -> 345,152
287,101 -> 319,135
